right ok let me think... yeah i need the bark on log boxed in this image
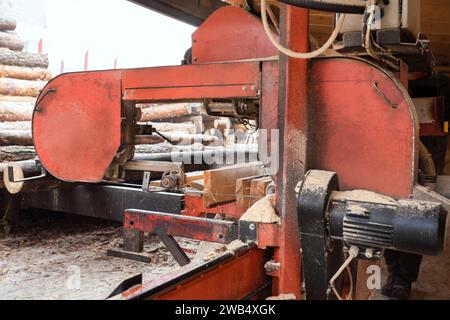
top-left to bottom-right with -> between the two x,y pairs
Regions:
0,31 -> 24,51
0,18 -> 16,31
0,48 -> 49,68
0,130 -> 33,146
138,103 -> 195,122
0,95 -> 35,102
0,100 -> 34,122
0,146 -> 36,162
0,65 -> 52,81
0,121 -> 31,131
0,77 -> 45,97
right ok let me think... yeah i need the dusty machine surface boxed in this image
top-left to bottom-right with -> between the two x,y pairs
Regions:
1,0 -> 449,300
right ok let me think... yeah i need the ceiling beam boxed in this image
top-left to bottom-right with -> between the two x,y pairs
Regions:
128,0 -> 226,26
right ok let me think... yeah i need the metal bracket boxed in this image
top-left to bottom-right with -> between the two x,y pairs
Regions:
297,170 -> 344,300
34,88 -> 56,112
8,160 -> 47,183
372,81 -> 398,109
238,220 -> 258,243
142,171 -> 151,191
154,227 -> 191,266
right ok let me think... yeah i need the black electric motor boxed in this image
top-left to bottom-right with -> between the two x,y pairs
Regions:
297,170 -> 447,299
328,193 -> 446,257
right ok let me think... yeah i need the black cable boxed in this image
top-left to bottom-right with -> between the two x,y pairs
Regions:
278,0 -> 366,14
154,130 -> 176,145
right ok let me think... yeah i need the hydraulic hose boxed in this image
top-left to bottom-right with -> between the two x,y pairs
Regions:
277,0 -> 366,14
261,0 -> 347,59
419,140 -> 437,178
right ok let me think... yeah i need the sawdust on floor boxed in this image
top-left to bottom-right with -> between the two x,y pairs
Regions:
0,211 -> 201,300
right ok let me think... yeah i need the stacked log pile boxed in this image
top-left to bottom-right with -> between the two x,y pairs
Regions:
136,103 -> 253,153
0,17 -> 50,162
0,17 -> 254,162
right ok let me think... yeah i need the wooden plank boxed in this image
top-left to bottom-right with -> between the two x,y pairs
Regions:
190,179 -> 205,191
249,177 -> 273,206
236,174 -> 266,208
203,162 -> 263,208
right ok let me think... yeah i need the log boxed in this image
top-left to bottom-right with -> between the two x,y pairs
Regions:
150,171 -> 204,187
0,18 -> 16,31
0,77 -> 45,97
0,130 -> 33,146
135,133 -> 218,146
0,146 -> 36,162
0,121 -> 31,131
0,48 -> 49,68
0,100 -> 34,122
0,31 -> 24,51
0,65 -> 52,81
138,103 -> 195,122
0,95 -> 35,102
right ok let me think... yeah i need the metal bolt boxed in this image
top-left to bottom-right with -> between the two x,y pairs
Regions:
249,223 -> 256,231
242,86 -> 247,91
365,248 -> 374,259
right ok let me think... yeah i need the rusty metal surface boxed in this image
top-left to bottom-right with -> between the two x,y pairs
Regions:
309,57 -> 418,198
273,6 -> 309,299
122,62 -> 261,101
128,0 -> 225,26
20,184 -> 184,222
192,6 -> 278,64
32,71 -> 122,183
125,209 -> 238,244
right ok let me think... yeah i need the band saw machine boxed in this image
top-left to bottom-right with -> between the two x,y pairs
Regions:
4,1 -> 449,300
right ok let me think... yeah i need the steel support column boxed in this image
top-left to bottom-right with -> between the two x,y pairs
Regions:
275,5 -> 309,298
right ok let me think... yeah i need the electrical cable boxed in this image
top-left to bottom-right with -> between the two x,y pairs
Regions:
261,0 -> 346,59
328,245 -> 359,300
277,0 -> 366,14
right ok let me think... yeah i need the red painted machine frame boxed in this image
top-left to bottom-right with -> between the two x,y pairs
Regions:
33,6 -> 419,300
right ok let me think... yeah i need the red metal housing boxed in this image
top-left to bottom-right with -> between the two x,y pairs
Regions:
33,70 -> 122,183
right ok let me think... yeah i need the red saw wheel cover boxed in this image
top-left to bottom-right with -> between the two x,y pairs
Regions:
32,70 -> 122,183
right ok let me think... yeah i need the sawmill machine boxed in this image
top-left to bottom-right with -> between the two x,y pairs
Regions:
4,0 -> 449,300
